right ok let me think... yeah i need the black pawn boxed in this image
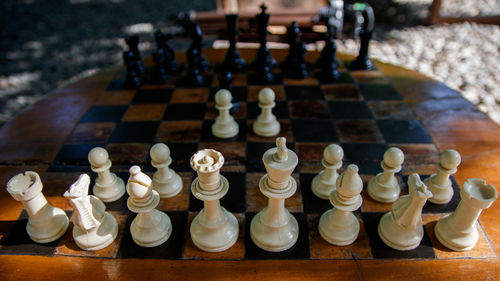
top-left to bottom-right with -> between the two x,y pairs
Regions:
251,3 -> 276,81
185,48 -> 204,87
221,14 -> 246,73
125,35 -> 146,75
154,30 -> 178,75
317,25 -> 340,82
350,27 -> 374,71
123,51 -> 142,89
282,22 -> 308,79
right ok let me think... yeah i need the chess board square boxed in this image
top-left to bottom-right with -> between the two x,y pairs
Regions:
170,88 -> 209,103
163,103 -> 206,120
118,211 -> 187,259
336,120 -> 383,143
246,142 -> 297,172
54,143 -> 103,165
209,86 -> 247,102
300,173 -> 333,214
377,120 -> 433,144
183,212 -> 245,259
368,101 -> 415,120
245,173 -> 302,213
175,75 -> 213,88
361,212 -> 436,259
342,143 -> 388,174
198,142 -> 246,167
157,172 -> 192,211
317,71 -> 355,84
247,72 -> 283,85
244,212 -> 310,259
95,91 -> 135,105
351,71 -> 389,84
205,102 -> 247,120
108,121 -> 159,143
165,142 -> 199,172
54,213 -> 127,258
247,85 -> 285,101
394,143 -> 439,175
402,175 -> 461,213
246,120 -> 293,142
295,142 -> 331,173
308,213 -> 373,259
289,100 -> 331,119
285,86 -> 324,100
189,172 -> 246,213
322,84 -> 362,101
358,84 -> 402,101
291,119 -> 338,142
360,175 -> 406,213
156,121 -> 202,143
246,101 -> 289,119
80,106 -> 127,123
65,122 -> 115,144
423,214 -> 497,259
329,101 -> 373,119
131,88 -> 172,104
284,77 -> 319,86
123,104 -> 166,121
200,119 -> 247,142
105,143 -> 151,165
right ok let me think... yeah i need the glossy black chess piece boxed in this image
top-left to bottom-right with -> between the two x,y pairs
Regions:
187,23 -> 210,72
152,49 -> 170,84
251,4 -> 276,83
125,35 -> 146,75
154,30 -> 179,75
317,25 -> 340,82
282,21 -> 308,79
350,3 -> 375,71
221,14 -> 246,73
123,51 -> 142,89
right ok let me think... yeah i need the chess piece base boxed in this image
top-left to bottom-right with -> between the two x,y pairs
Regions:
318,209 -> 359,246
212,121 -> 239,139
378,212 -> 423,251
93,175 -> 125,203
131,210 -> 172,247
27,207 -> 69,243
153,172 -> 183,198
434,215 -> 479,252
73,212 -> 118,251
253,120 -> 280,137
250,210 -> 299,252
367,175 -> 400,203
190,207 -> 239,252
311,172 -> 337,200
424,176 -> 453,204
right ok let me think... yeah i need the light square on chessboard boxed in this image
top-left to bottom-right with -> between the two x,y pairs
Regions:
122,104 -> 166,121
183,212 -> 245,260
246,120 -> 293,142
351,70 -> 390,84
336,120 -> 384,143
247,85 -> 285,101
105,143 -> 151,165
198,142 -> 246,167
321,84 -> 363,101
54,213 -> 128,258
368,101 -> 415,120
170,88 -> 209,103
156,172 -> 192,211
80,106 -> 127,123
423,214 -> 497,259
95,91 -> 135,105
360,174 -> 407,213
289,100 -> 331,119
307,213 -> 373,259
156,121 -> 202,143
204,102 -> 247,120
65,122 -> 115,144
283,77 -> 319,86
246,173 -> 303,213
391,143 -> 439,175
295,142 -> 332,173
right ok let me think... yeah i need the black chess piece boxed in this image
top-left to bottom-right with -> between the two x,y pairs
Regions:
152,49 -> 170,84
317,25 -> 340,82
125,35 -> 146,75
282,22 -> 308,79
350,27 -> 374,71
187,23 -> 210,72
221,14 -> 246,73
123,51 -> 142,88
154,30 -> 179,75
251,3 -> 276,83
185,47 -> 204,87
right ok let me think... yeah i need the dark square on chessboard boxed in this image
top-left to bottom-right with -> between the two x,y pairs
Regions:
131,89 -> 172,104
80,106 -> 127,123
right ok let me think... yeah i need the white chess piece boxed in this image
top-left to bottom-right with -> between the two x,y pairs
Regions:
367,147 -> 404,203
319,164 -> 363,246
150,143 -> 183,198
190,149 -> 239,252
250,137 -> 299,252
424,149 -> 461,204
7,171 -> 69,243
378,173 -> 432,251
311,144 -> 343,199
127,165 -> 172,247
435,178 -> 497,251
64,174 -> 118,251
88,147 -> 125,202
212,89 -> 239,138
253,88 -> 280,137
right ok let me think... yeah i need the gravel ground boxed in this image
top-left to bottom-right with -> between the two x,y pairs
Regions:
1,0 -> 499,126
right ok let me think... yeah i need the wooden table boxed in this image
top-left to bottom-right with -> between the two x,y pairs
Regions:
0,48 -> 499,280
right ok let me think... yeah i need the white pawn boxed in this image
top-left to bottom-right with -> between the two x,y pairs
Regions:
367,147 -> 404,203
64,174 -> 118,251
7,171 -> 69,243
212,89 -> 239,138
88,147 -> 125,202
319,164 -> 363,246
378,173 -> 432,251
253,88 -> 280,137
424,149 -> 461,204
435,178 -> 497,251
311,144 -> 344,199
127,165 -> 172,247
150,143 -> 183,198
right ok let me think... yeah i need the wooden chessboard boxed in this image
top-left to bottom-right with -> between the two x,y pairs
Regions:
0,48 -> 499,280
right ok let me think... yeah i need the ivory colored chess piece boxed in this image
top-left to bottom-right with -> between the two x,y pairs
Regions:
253,88 -> 280,137
424,149 -> 461,204
150,143 -> 183,198
251,137 -> 299,252
311,144 -> 344,199
190,149 -> 239,252
64,174 -> 118,251
7,171 -> 69,243
319,164 -> 363,246
367,147 -> 404,203
127,166 -> 172,247
88,147 -> 125,202
212,89 -> 239,138
435,178 -> 497,251
378,173 -> 432,251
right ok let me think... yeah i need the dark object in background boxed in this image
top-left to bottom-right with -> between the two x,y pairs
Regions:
281,22 -> 309,79
350,3 -> 375,71
317,25 -> 340,82
123,50 -> 143,89
251,4 -> 276,84
221,14 -> 247,73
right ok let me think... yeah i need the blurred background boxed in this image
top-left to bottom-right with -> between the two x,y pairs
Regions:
1,0 -> 499,127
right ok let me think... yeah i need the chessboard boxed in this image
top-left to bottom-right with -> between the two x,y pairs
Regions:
0,48 -> 499,280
